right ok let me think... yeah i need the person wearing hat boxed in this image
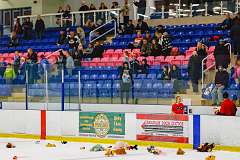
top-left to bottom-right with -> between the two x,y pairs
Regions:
214,39 -> 230,69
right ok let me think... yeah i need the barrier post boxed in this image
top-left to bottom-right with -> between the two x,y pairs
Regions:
193,115 -> 201,149
61,69 -> 65,111
25,70 -> 28,110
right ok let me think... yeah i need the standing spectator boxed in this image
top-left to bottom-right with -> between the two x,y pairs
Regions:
172,96 -> 185,114
79,1 -> 89,24
8,31 -> 19,48
188,51 -> 201,93
134,0 -> 146,20
130,56 -> 140,74
170,64 -> 181,93
140,39 -> 151,57
120,62 -> 132,104
124,20 -> 135,35
73,43 -> 83,66
230,19 -> 240,56
92,41 -> 104,58
156,25 -> 166,34
233,57 -> 240,84
151,39 -> 162,57
212,66 -> 229,106
215,92 -> 237,116
121,0 -> 130,25
79,1 -> 89,11
13,18 -> 22,35
219,13 -> 233,30
196,41 -> 207,63
35,15 -> 45,39
13,51 -> 21,74
67,31 -> 79,55
18,57 -> 27,76
57,31 -> 67,46
138,59 -> 149,74
214,39 -> 230,69
161,66 -> 171,80
57,50 -> 67,70
56,6 -> 64,26
160,32 -> 172,56
62,4 -> 72,27
89,4 -> 97,21
66,52 -> 75,76
83,43 -> 94,59
22,17 -> 33,40
135,19 -> 149,33
4,63 -> 16,84
98,2 -> 108,22
27,48 -> 38,64
76,27 -> 86,46
27,48 -> 38,83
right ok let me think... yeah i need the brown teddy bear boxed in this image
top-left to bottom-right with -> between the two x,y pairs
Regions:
176,148 -> 185,155
6,143 -> 15,148
205,155 -> 216,160
105,148 -> 114,157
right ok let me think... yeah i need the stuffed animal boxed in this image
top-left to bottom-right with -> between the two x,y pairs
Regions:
105,148 -> 114,157
127,145 -> 138,150
205,155 -> 216,160
147,146 -> 162,155
12,156 -> 17,160
197,143 -> 215,152
176,148 -> 185,155
114,148 -> 126,155
90,144 -> 105,152
61,140 -> 68,144
6,143 -> 15,148
80,147 -> 86,150
113,141 -> 128,150
46,143 -> 56,147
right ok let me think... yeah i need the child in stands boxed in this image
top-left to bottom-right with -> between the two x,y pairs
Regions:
172,96 -> 185,114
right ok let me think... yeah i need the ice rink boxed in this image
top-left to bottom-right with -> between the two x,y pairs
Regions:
0,138 -> 240,160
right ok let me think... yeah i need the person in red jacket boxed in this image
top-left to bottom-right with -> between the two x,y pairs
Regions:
172,96 -> 184,114
215,92 -> 237,116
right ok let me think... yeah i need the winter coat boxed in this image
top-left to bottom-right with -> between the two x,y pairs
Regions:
215,70 -> 229,87
214,44 -> 230,69
35,19 -> 45,32
188,54 -> 201,81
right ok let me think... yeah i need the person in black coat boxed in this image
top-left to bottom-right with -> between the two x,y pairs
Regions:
133,0 -> 146,19
135,19 -> 149,33
124,20 -> 135,35
22,17 -> 33,40
188,51 -> 201,93
230,19 -> 240,56
35,15 -> 45,39
151,39 -> 162,57
138,59 -> 149,74
214,39 -> 230,69
92,41 -> 104,58
8,32 -> 19,48
170,64 -> 182,93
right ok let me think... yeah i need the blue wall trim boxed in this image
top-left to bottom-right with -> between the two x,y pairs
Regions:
193,115 -> 201,149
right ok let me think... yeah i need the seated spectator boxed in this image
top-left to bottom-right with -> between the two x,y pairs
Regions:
13,51 -> 21,74
140,39 -> 151,57
35,15 -> 45,39
66,51 -> 74,76
214,39 -> 230,69
4,63 -> 16,84
76,27 -> 86,46
215,92 -> 237,116
160,32 -> 172,56
188,51 -> 201,93
67,31 -> 79,54
83,43 -> 94,59
22,17 -> 33,40
152,30 -> 162,42
161,66 -> 171,80
8,31 -> 19,48
172,96 -> 185,114
133,31 -> 143,47
120,62 -> 132,104
196,41 -> 207,62
27,48 -> 38,64
135,19 -> 149,33
138,59 -> 149,74
130,55 -> 140,73
212,66 -> 229,106
92,41 -> 104,58
220,13 -> 232,30
156,25 -> 166,34
233,57 -> 240,84
124,20 -> 135,35
170,64 -> 181,93
13,18 -> 22,35
151,39 -> 162,57
84,19 -> 95,31
57,31 -> 67,46
145,31 -> 152,43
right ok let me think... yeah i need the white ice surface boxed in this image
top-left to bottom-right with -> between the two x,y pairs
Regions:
0,138 -> 240,160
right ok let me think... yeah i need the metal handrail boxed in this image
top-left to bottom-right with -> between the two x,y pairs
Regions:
89,19 -> 116,43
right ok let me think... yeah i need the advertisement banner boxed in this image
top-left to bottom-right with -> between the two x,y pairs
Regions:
79,112 -> 125,139
136,114 -> 189,143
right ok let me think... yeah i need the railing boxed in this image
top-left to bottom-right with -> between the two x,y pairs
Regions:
17,8 -> 121,28
89,19 -> 117,43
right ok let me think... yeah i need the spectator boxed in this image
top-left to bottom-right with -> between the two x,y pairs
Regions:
130,56 -> 140,73
0,62 -> 6,77
160,32 -> 172,56
99,2 -> 108,10
123,51 -> 130,65
83,43 -> 94,59
133,31 -> 143,47
138,59 -> 149,74
13,51 -> 21,74
72,43 -> 82,66
57,50 -> 67,69
188,51 -> 201,93
84,19 -> 95,31
134,0 -> 146,20
170,64 -> 181,93
66,51 -> 74,76
62,4 -> 72,27
156,25 -> 166,34
27,48 -> 38,64
4,63 -> 16,84
35,15 -> 45,39
120,62 -> 132,104
13,18 -> 22,35
212,66 -> 229,106
27,48 -> 38,84
19,57 -> 27,76
140,39 -> 151,57
161,66 -> 171,80
56,6 -> 64,26
79,1 -> 89,24
111,2 -> 119,9
172,96 -> 185,114
8,31 -> 19,48
67,31 -> 79,54
76,27 -> 86,46
57,31 -> 67,46
98,2 -> 108,22
136,19 -> 149,34
215,92 -> 237,116
121,0 -> 130,25
92,41 -> 104,58
214,39 -> 230,69
22,17 -> 33,40
233,57 -> 240,84
151,39 -> 162,57
79,1 -> 89,11
153,31 -> 162,42
230,19 -> 240,56
220,13 -> 233,30
89,4 -> 96,10
39,55 -> 49,78
196,41 -> 207,62
124,20 -> 135,35
145,31 -> 152,43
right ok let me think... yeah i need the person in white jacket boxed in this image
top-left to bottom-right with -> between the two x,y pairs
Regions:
66,52 -> 75,76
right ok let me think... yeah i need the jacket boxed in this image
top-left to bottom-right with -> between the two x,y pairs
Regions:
35,19 -> 45,32
214,44 -> 230,69
172,103 -> 184,114
215,70 -> 229,87
219,99 -> 237,116
188,54 -> 201,80
4,67 -> 16,79
230,24 -> 240,41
